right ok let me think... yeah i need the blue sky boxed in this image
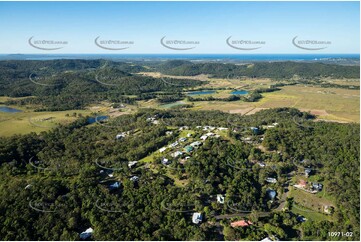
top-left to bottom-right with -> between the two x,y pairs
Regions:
0,1 -> 359,54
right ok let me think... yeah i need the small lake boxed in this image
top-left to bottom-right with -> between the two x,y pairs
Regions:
187,90 -> 216,96
231,90 -> 249,95
87,115 -> 109,124
0,106 -> 23,113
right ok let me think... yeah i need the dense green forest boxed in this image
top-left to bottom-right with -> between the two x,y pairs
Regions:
0,108 -> 359,240
154,60 -> 360,79
0,60 -> 203,111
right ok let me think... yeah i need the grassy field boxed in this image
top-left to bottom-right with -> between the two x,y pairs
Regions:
139,72 -> 360,123
0,108 -> 92,137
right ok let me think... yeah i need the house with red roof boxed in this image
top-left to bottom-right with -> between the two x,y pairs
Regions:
230,220 -> 253,228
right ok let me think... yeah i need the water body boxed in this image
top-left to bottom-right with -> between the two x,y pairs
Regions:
187,90 -> 216,96
0,106 -> 22,113
0,54 -> 358,62
87,115 -> 109,124
231,90 -> 249,95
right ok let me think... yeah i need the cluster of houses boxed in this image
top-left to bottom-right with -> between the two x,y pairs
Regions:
294,179 -> 323,193
146,116 -> 159,125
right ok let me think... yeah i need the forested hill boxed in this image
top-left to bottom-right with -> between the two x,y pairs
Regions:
0,60 -> 203,111
154,60 -> 360,79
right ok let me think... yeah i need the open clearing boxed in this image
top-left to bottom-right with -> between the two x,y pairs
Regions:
0,109 -> 92,137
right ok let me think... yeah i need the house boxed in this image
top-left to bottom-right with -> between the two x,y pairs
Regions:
169,141 -> 179,148
267,189 -> 277,200
297,215 -> 307,223
109,181 -> 121,189
200,135 -> 208,141
206,132 -> 215,137
258,162 -> 266,168
162,158 -> 171,165
304,168 -> 312,177
130,176 -> 139,182
159,147 -> 167,153
185,145 -> 194,153
179,126 -> 189,130
179,137 -> 187,142
185,156 -> 191,160
190,141 -> 202,147
187,133 -> 192,137
25,184 -> 32,190
116,132 -> 127,140
218,127 -> 228,131
324,205 -> 333,214
80,227 -> 93,240
312,182 -> 323,191
128,161 -> 138,169
217,194 -> 225,204
165,131 -> 173,135
230,220 -> 253,228
192,212 -> 203,224
266,177 -> 277,183
171,151 -> 183,158
250,127 -> 259,134
261,237 -> 273,242
297,179 -> 307,188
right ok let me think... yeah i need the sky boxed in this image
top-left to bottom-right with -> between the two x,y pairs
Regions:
0,1 -> 359,54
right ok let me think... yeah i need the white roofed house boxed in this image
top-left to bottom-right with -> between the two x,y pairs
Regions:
80,227 -> 93,240
190,141 -> 202,147
130,176 -> 139,182
192,212 -> 203,224
159,147 -> 167,153
162,158 -> 171,165
128,161 -> 138,169
116,132 -> 127,140
200,135 -> 208,141
171,151 -> 183,158
217,194 -> 225,204
266,177 -> 277,183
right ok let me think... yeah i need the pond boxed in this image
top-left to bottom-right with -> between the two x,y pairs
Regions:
87,115 -> 109,124
231,90 -> 249,95
0,106 -> 23,113
187,90 -> 216,96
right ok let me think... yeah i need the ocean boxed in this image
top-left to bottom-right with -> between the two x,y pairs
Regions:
0,53 -> 359,62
